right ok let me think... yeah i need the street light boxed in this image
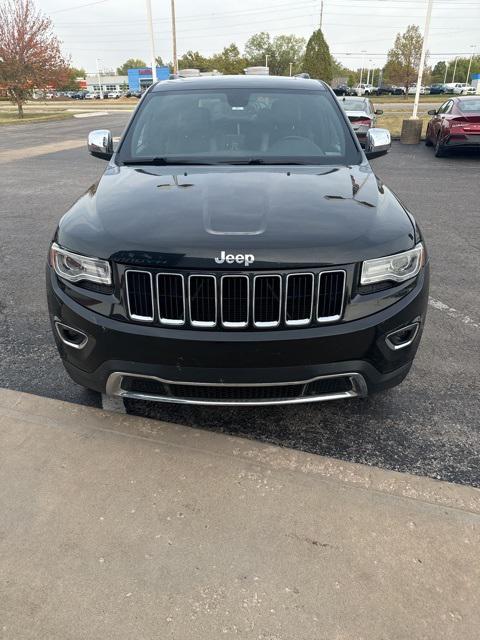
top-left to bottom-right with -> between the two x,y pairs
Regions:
359,50 -> 366,86
95,58 -> 104,99
452,56 -> 458,83
412,0 -> 433,119
466,45 -> 476,84
145,0 -> 157,83
443,61 -> 449,84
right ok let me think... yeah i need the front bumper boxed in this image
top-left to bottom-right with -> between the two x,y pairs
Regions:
47,266 -> 429,404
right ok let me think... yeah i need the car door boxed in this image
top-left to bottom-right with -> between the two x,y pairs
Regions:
429,100 -> 449,139
439,100 -> 455,139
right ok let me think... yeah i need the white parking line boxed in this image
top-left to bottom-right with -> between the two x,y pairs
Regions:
428,297 -> 479,330
101,394 -> 126,413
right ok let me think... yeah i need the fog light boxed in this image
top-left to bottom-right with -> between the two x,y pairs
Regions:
55,322 -> 88,349
385,322 -> 419,350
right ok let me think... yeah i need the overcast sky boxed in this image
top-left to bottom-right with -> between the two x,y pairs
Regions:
37,0 -> 480,75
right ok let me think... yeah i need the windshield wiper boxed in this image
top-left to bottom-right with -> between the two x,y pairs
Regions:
121,157 -> 216,166
218,159 -> 317,165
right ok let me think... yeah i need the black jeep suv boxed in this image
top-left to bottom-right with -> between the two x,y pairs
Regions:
47,75 -> 429,406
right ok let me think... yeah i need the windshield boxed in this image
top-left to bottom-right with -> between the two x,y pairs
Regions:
117,87 -> 361,165
340,99 -> 368,112
458,99 -> 480,112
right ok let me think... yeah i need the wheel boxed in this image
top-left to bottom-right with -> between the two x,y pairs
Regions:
434,133 -> 446,157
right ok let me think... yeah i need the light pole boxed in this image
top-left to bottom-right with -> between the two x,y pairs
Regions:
320,0 -> 324,29
443,61 -> 449,84
265,54 -> 269,69
145,0 -> 157,83
452,56 -> 458,82
359,50 -> 366,86
466,45 -> 476,84
289,62 -> 293,76
95,58 -> 103,99
171,0 -> 178,75
412,0 -> 433,119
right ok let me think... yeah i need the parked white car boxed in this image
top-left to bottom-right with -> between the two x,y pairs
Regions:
354,83 -> 376,96
84,92 -> 98,100
107,91 -> 122,99
407,85 -> 427,95
452,83 -> 475,95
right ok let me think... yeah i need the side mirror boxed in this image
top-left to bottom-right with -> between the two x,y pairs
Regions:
365,128 -> 391,159
375,109 -> 383,115
427,109 -> 437,115
88,129 -> 113,160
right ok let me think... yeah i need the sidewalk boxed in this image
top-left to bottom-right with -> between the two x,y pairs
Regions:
0,387 -> 479,640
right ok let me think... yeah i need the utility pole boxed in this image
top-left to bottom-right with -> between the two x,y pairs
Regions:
171,0 -> 178,74
466,45 -> 476,84
443,62 -> 448,84
359,50 -> 366,86
95,57 -> 104,99
320,0 -> 324,30
452,56 -> 458,82
412,0 -> 433,119
145,0 -> 157,83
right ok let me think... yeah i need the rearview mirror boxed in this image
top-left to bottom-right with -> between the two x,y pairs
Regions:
427,109 -> 437,115
88,130 -> 113,160
365,128 -> 391,158
375,109 -> 384,115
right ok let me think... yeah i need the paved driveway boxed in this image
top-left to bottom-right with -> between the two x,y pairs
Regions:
0,116 -> 479,485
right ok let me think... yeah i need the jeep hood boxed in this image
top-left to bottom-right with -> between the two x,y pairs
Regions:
57,164 -> 415,269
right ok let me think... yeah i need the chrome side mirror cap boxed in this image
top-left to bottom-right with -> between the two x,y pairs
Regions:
88,129 -> 113,159
365,128 -> 391,158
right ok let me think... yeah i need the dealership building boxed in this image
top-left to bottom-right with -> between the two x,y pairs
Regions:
128,67 -> 171,91
85,73 -> 128,93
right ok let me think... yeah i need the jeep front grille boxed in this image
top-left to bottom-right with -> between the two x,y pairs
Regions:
124,269 -> 346,329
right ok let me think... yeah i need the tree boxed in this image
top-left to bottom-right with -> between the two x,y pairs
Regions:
116,58 -> 146,75
302,29 -> 333,83
269,35 -> 306,76
58,66 -> 86,91
211,44 -> 246,75
0,0 -> 68,117
244,31 -> 272,68
178,50 -> 212,72
383,25 -> 424,94
244,32 -> 306,75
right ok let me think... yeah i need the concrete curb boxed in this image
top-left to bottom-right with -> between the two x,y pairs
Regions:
1,387 -> 479,515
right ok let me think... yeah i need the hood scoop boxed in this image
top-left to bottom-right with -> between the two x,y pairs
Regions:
203,179 -> 267,235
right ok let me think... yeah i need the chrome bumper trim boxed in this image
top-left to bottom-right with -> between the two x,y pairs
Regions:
105,372 -> 368,406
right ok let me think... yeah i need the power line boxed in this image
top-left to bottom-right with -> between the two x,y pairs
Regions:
51,0 -> 111,14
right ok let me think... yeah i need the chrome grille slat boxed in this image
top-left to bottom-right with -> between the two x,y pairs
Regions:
188,274 -> 217,327
253,274 -> 282,328
221,275 -> 249,327
125,270 -> 154,322
317,270 -> 346,322
285,273 -> 314,326
157,273 -> 185,325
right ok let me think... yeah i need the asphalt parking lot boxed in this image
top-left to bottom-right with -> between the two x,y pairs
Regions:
0,114 -> 479,486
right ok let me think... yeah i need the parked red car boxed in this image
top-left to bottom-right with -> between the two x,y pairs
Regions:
425,96 -> 480,157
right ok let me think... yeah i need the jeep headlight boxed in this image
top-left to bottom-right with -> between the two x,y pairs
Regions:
361,243 -> 424,285
50,243 -> 111,285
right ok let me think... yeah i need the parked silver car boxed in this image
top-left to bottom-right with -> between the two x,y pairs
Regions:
338,97 -> 383,146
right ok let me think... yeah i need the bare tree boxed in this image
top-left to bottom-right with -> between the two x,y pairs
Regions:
0,0 -> 68,117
